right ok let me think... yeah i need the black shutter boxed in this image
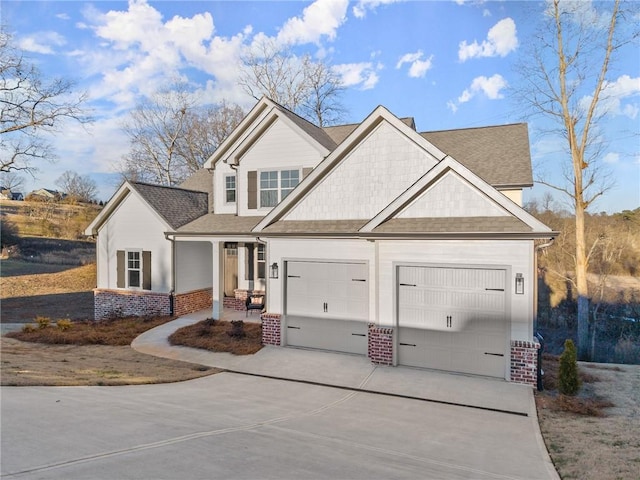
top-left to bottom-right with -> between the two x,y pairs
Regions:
116,250 -> 125,288
142,251 -> 152,290
248,171 -> 257,209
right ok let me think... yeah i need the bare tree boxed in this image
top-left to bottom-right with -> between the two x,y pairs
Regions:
240,39 -> 345,126
515,0 -> 638,359
0,29 -> 92,173
120,85 -> 244,186
0,171 -> 25,191
55,170 -> 97,203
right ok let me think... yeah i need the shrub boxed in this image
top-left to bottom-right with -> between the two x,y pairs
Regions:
35,316 -> 51,330
614,336 -> 640,364
558,339 -> 581,395
56,319 -> 73,331
22,324 -> 36,333
228,320 -> 246,338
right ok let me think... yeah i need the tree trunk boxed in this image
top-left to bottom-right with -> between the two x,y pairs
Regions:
575,202 -> 590,360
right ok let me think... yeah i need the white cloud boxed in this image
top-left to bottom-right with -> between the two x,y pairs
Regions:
18,32 -> 66,54
56,13 -> 70,21
482,9 -> 491,17
458,17 -> 518,61
352,0 -> 402,19
603,152 -> 620,164
579,75 -> 640,119
276,0 -> 348,46
333,62 -> 380,90
449,74 -> 507,111
396,51 -> 433,78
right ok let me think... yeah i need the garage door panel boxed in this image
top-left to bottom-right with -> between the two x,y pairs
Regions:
286,316 -> 367,355
397,265 -> 507,378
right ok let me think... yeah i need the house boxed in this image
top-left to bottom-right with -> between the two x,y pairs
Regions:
0,188 -> 24,201
28,188 -> 65,201
85,97 -> 555,386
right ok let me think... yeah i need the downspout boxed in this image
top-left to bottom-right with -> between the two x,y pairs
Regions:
164,232 -> 176,316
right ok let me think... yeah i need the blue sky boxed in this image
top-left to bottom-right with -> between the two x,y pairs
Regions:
3,0 -> 639,212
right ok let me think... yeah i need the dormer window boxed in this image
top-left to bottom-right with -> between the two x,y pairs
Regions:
259,169 -> 300,208
225,175 -> 236,203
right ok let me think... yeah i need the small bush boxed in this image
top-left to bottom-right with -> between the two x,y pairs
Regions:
614,336 -> 640,364
228,320 -> 246,338
558,339 -> 581,396
22,324 -> 36,333
56,319 -> 73,331
35,316 -> 51,330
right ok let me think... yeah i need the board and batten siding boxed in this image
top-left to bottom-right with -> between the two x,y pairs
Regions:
235,118 -> 325,216
213,161 -> 236,215
284,121 -> 439,221
175,241 -> 213,294
377,239 -> 535,342
266,238 -> 376,317
95,192 -> 172,293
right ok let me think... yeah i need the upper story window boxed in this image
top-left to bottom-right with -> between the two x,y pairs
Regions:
260,169 -> 300,208
225,175 -> 236,203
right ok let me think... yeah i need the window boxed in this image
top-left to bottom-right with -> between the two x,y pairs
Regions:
117,250 -> 151,290
225,175 -> 236,203
259,169 -> 299,208
257,244 -> 266,279
127,251 -> 141,288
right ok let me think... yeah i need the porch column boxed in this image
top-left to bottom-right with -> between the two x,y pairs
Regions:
211,240 -> 224,320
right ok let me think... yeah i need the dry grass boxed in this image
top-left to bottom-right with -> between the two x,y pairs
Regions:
169,319 -> 263,355
5,316 -> 175,345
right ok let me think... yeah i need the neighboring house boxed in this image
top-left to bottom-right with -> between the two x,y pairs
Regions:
10,192 -> 24,201
0,188 -> 24,201
28,188 -> 65,201
86,97 -> 555,386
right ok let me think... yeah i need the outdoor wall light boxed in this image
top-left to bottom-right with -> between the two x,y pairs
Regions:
515,273 -> 524,295
269,262 -> 279,279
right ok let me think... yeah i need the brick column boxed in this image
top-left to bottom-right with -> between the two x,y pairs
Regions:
261,313 -> 281,346
510,340 -> 541,387
368,324 -> 393,365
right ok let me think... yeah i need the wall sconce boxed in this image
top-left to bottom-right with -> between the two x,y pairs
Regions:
515,273 -> 524,295
269,262 -> 279,279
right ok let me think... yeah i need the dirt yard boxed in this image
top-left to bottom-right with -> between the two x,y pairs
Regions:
536,361 -> 640,480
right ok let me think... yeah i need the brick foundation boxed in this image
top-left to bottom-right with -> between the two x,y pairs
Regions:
94,289 -> 171,321
261,313 -> 281,346
174,288 -> 213,317
368,324 -> 394,365
223,289 -> 266,311
510,340 -> 541,387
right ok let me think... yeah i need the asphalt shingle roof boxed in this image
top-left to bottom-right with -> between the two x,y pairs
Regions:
421,123 -> 533,187
130,182 -> 209,230
372,217 -> 532,234
178,214 -> 265,234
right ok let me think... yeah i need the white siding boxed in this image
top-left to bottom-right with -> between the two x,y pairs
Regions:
285,122 -> 439,221
96,193 -> 172,293
175,241 -> 213,293
500,189 -> 523,206
377,239 -> 535,342
399,171 -> 508,218
213,162 -> 236,215
235,119 -> 324,216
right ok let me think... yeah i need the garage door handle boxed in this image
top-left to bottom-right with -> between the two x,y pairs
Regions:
399,283 -> 416,287
287,326 -> 301,330
484,352 -> 504,357
287,275 -> 301,278
351,333 -> 366,337
352,278 -> 366,282
485,288 -> 504,291
399,342 -> 416,347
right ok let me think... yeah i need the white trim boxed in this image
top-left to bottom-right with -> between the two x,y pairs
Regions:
224,174 -> 237,205
125,249 -> 143,290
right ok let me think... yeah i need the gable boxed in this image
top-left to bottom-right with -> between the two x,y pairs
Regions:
398,171 -> 508,218
284,121 -> 439,221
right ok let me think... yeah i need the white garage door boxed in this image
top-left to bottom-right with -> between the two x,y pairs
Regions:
397,265 -> 508,378
285,261 -> 368,355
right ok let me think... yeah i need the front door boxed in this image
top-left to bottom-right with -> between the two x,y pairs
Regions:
223,243 -> 238,297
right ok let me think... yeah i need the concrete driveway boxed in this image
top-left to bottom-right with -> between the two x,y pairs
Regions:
1,313 -> 558,479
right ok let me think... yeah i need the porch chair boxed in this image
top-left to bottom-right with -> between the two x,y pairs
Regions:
245,294 -> 265,317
